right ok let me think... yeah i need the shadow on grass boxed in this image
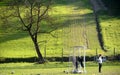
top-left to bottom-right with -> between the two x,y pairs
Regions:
0,32 -> 29,43
0,12 -> 95,43
0,0 -> 104,52
53,0 -> 92,9
0,0 -> 94,43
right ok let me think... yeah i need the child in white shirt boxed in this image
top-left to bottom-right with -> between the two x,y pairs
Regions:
98,54 -> 102,73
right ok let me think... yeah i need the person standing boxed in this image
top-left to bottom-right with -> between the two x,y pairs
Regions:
78,56 -> 84,68
98,54 -> 102,73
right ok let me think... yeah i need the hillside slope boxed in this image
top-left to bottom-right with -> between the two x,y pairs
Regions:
0,0 -> 103,58
90,0 -> 120,55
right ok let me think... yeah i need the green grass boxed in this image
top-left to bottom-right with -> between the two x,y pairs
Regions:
0,62 -> 120,75
99,14 -> 120,54
0,0 -> 118,58
0,2 -> 7,6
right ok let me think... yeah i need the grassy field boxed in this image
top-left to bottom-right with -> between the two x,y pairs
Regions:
0,62 -> 120,75
0,1 -> 120,75
97,0 -> 120,54
99,14 -> 120,55
0,0 -> 103,58
0,0 -> 119,59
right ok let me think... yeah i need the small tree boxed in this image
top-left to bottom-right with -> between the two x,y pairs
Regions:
7,0 -> 52,63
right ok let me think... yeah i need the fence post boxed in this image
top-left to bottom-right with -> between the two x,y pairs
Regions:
44,44 -> 46,59
95,48 -> 98,62
61,48 -> 63,63
114,48 -> 116,60
96,48 -> 98,56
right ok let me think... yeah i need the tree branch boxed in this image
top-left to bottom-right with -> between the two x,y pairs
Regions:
39,0 -> 52,18
16,4 -> 28,29
28,2 -> 33,29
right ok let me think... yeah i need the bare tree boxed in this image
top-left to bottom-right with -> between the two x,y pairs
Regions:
9,0 -> 52,63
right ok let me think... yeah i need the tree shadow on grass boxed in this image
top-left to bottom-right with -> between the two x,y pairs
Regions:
0,0 -> 95,44
53,0 -> 92,10
0,12 -> 95,44
62,13 -> 95,26
0,32 -> 29,43
0,0 -> 104,53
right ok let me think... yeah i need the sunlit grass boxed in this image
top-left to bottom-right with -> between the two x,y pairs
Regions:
99,15 -> 120,53
0,62 -> 120,75
0,0 -> 111,58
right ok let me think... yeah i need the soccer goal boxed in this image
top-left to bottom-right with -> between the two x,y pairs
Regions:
64,46 -> 86,74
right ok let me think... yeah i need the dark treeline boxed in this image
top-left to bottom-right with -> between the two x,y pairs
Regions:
101,0 -> 120,16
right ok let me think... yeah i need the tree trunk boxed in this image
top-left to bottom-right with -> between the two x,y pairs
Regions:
28,30 -> 45,63
33,41 -> 45,63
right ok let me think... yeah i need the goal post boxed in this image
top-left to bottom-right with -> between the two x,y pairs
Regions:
65,46 -> 86,74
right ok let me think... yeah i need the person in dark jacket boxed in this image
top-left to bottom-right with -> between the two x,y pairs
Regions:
78,56 -> 84,68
